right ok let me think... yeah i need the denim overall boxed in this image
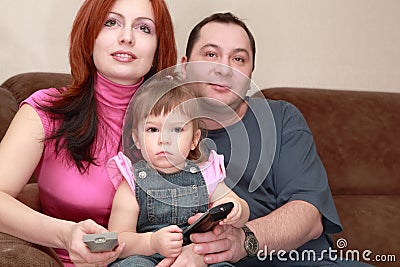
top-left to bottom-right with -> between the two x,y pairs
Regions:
109,160 -> 234,267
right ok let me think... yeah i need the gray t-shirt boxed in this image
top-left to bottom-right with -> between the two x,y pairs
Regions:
205,97 -> 342,265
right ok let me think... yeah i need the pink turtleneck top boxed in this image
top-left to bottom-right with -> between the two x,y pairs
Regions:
21,73 -> 143,266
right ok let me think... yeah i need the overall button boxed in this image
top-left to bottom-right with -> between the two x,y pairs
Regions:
189,166 -> 198,173
138,171 -> 147,179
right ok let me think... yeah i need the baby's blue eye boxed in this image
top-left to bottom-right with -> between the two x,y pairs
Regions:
172,127 -> 183,133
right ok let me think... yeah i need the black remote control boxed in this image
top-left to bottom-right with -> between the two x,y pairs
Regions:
182,202 -> 234,245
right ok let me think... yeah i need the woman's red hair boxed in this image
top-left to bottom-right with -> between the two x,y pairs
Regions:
44,0 -> 177,172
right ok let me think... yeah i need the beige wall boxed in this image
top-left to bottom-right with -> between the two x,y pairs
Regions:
1,0 -> 399,93
1,0 -> 81,83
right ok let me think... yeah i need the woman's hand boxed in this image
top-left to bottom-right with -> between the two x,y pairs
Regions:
155,243 -> 206,267
65,219 -> 125,267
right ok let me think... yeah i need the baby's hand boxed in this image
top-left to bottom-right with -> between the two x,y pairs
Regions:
151,225 -> 183,257
213,197 -> 242,226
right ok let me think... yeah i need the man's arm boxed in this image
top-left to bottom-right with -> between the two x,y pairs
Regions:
248,200 -> 322,252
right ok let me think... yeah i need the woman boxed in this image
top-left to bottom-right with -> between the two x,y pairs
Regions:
0,0 -> 176,266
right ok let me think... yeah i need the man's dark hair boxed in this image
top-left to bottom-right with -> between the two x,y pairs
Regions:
185,12 -> 256,71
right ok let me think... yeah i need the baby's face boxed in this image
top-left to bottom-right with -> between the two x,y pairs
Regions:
133,111 -> 199,173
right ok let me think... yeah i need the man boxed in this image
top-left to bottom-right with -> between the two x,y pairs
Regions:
158,12 -> 368,267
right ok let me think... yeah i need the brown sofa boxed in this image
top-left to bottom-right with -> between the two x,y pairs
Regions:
1,72 -> 399,266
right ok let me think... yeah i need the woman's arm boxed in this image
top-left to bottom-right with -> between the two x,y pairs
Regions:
0,105 -> 121,266
0,105 -> 73,248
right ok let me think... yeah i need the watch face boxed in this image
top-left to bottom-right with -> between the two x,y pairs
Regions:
245,236 -> 259,256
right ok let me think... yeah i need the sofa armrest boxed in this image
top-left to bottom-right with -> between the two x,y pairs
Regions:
0,232 -> 63,267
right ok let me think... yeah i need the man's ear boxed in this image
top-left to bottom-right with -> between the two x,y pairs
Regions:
181,56 -> 188,64
180,56 -> 188,79
191,129 -> 202,150
132,131 -> 141,150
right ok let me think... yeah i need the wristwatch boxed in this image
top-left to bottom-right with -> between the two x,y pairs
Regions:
242,225 -> 259,257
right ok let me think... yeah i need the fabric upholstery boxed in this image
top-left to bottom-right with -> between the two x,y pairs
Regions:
0,87 -> 18,141
0,233 -> 63,267
2,72 -> 71,104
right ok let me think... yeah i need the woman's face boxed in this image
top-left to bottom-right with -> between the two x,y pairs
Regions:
93,0 -> 157,85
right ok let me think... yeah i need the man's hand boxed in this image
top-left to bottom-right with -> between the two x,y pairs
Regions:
190,223 -> 247,264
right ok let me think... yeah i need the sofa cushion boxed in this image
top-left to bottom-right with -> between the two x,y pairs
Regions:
0,87 -> 18,141
332,195 -> 400,263
1,72 -> 71,104
258,88 -> 400,195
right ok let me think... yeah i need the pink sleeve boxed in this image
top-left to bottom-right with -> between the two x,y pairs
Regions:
106,152 -> 136,193
20,88 -> 62,139
200,150 -> 226,197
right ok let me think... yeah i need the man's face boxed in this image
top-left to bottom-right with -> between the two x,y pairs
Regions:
182,22 -> 254,112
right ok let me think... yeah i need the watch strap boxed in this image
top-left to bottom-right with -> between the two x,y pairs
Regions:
242,225 -> 253,236
241,225 -> 259,258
